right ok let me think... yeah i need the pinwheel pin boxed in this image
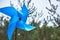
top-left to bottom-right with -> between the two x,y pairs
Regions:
0,3 -> 35,40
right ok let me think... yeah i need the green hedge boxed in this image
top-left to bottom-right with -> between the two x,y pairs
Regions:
15,26 -> 60,40
0,21 -> 60,40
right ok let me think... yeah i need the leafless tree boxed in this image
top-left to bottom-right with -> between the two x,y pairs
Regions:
46,0 -> 60,27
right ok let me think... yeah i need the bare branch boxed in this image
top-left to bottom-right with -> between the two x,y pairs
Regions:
27,0 -> 31,7
10,1 -> 14,6
48,0 -> 51,5
46,7 -> 56,13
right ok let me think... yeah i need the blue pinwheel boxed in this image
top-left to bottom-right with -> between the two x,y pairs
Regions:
0,3 -> 35,40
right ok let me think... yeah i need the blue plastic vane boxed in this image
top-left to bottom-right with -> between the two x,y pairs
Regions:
0,4 -> 35,40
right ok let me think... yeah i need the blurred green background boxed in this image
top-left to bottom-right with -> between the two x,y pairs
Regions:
0,18 -> 60,40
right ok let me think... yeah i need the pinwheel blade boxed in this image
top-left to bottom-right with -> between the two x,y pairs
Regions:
16,21 -> 35,31
7,16 -> 18,40
21,3 -> 29,23
0,7 -> 18,17
24,24 -> 35,31
16,21 -> 25,30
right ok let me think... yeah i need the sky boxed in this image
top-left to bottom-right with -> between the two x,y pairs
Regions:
0,0 -> 60,27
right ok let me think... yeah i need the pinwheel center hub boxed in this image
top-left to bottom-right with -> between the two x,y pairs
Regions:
19,18 -> 21,20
